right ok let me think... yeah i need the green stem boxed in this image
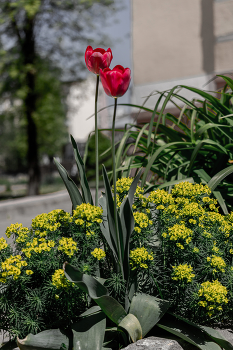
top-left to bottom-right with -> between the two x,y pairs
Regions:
112,98 -> 122,274
95,74 -> 100,206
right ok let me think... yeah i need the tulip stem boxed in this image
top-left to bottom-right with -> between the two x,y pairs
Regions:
112,98 -> 122,274
95,74 -> 100,206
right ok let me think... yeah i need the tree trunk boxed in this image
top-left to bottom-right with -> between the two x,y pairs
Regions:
22,17 -> 40,196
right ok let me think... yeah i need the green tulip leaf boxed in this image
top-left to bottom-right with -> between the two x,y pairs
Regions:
129,293 -> 170,338
53,157 -> 83,210
17,329 -> 69,350
101,165 -> 119,261
118,313 -> 142,343
72,306 -> 106,350
99,193 -> 117,258
70,135 -> 93,205
64,263 -> 127,325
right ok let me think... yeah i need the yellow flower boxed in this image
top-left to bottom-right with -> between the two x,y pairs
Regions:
133,212 -> 152,232
26,270 -> 33,275
198,280 -> 228,316
129,247 -> 153,270
207,255 -> 226,273
58,237 -> 78,257
0,237 -> 8,250
52,269 -> 74,289
73,203 -> 103,225
172,264 -> 195,283
91,248 -> 106,260
172,182 -> 211,197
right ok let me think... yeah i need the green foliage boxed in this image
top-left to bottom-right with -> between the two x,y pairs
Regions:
115,75 -> 233,212
0,206 -> 105,338
0,59 -> 67,172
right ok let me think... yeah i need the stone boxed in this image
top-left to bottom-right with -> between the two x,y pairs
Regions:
121,337 -> 184,350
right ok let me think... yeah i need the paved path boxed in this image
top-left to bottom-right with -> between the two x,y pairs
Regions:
0,188 -> 103,242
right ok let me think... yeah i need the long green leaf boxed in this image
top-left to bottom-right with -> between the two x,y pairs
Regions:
134,123 -> 150,153
179,85 -> 232,116
129,293 -> 170,338
157,313 -> 221,350
141,142 -> 192,187
53,157 -> 83,210
118,313 -> 142,343
17,329 -> 69,350
64,263 -> 127,325
99,194 -> 117,258
217,75 -> 233,91
101,166 -> 119,263
72,306 -> 106,350
70,135 -> 93,205
168,312 -> 233,350
195,123 -> 232,141
207,165 -> 233,191
147,93 -> 165,149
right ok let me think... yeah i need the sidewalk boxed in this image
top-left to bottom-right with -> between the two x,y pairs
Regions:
0,191 -> 71,241
0,188 -> 103,242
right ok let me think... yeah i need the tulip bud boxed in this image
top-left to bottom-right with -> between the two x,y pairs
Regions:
99,65 -> 131,98
85,46 -> 113,75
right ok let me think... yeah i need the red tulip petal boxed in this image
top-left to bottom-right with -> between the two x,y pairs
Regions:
112,65 -> 125,74
100,65 -> 131,98
93,48 -> 106,55
85,46 -> 93,67
100,69 -> 113,97
107,48 -> 113,61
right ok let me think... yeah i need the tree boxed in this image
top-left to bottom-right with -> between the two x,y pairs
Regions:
0,0 -> 115,195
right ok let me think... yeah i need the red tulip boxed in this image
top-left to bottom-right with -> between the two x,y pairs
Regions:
85,46 -> 113,75
99,65 -> 131,98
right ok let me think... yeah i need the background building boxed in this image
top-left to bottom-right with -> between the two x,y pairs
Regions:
131,0 -> 233,121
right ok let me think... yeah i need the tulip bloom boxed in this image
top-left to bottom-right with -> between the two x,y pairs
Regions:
85,46 -> 113,75
99,65 -> 131,98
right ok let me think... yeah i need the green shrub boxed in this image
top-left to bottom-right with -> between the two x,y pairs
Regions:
1,180 -> 233,339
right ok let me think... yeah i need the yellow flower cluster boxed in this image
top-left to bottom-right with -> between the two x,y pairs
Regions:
5,223 -> 29,242
133,212 -> 153,233
1,255 -> 27,281
73,203 -> 103,226
114,177 -> 143,195
172,182 -> 211,197
198,280 -> 228,317
180,203 -> 205,217
129,247 -> 153,269
172,264 -> 195,283
113,177 -> 144,207
206,255 -> 226,273
91,248 -> 106,260
52,269 -> 74,289
162,223 -> 192,247
147,189 -> 174,206
22,238 -> 55,258
0,237 -> 8,250
58,237 -> 77,257
32,212 -> 58,233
